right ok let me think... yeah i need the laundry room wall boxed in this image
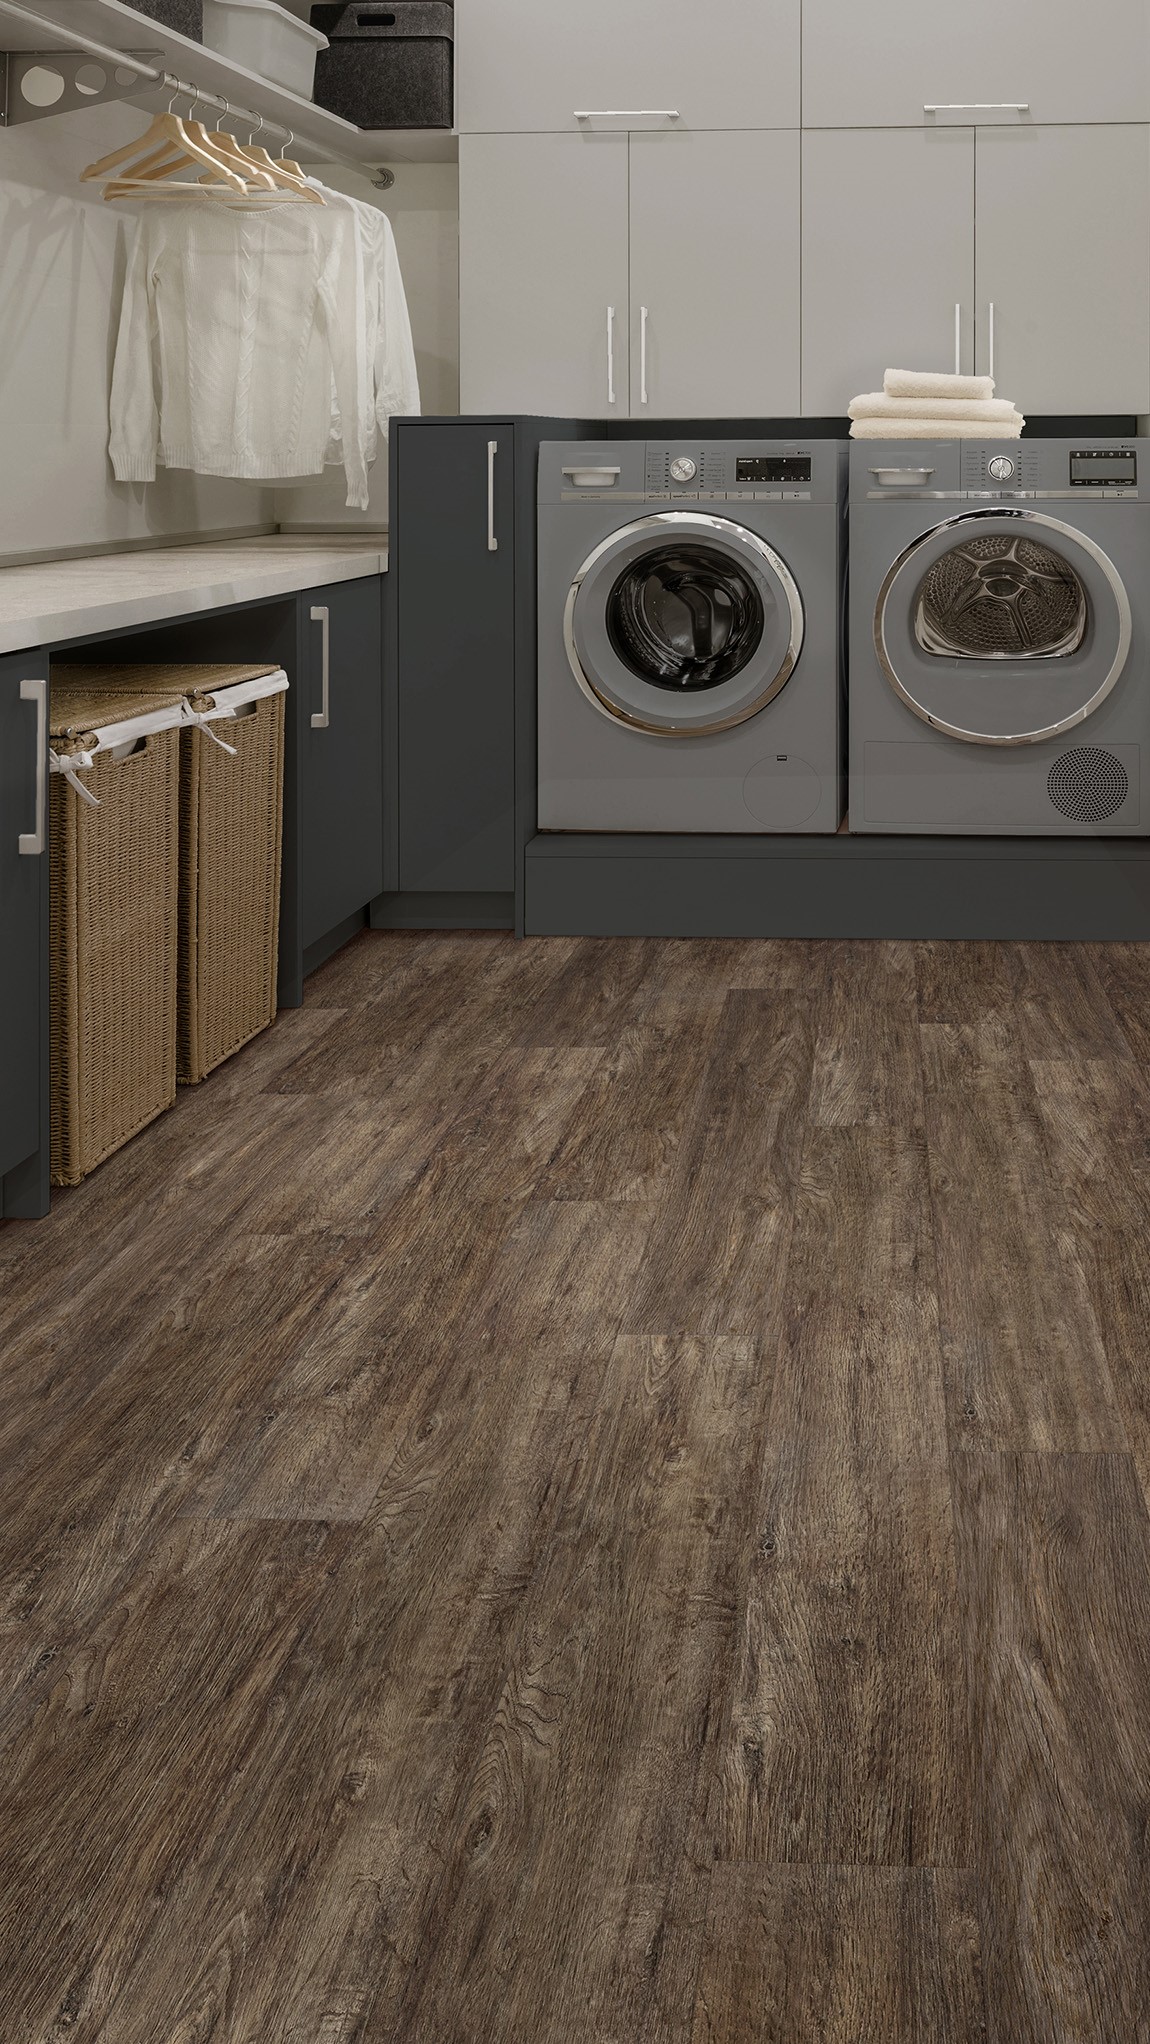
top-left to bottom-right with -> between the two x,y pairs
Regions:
274,158 -> 461,530
0,105 -> 276,565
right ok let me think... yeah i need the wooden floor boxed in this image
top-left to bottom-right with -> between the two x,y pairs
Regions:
3,932 -> 1150,2042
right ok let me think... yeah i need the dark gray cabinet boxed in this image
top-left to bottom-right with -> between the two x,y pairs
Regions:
0,653 -> 49,1218
298,575 -> 385,955
393,421 -> 516,896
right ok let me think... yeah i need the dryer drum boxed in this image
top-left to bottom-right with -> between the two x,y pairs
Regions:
914,535 -> 1088,659
606,544 -> 766,690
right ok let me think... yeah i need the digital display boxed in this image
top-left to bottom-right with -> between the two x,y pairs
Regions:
736,456 -> 812,483
1070,450 -> 1136,485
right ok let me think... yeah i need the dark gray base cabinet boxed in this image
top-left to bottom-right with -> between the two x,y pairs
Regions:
0,654 -> 49,1218
297,575 -> 384,955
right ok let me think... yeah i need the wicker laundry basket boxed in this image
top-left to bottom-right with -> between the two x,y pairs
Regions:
53,662 -> 286,1088
49,677 -> 184,1186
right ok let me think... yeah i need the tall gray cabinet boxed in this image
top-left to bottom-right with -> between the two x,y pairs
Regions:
0,655 -> 48,1220
458,0 -> 1150,418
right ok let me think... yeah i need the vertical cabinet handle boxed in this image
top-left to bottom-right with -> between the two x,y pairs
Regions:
18,677 -> 46,856
487,439 -> 498,552
640,304 -> 649,406
954,302 -> 961,376
309,605 -> 330,730
606,304 -> 616,406
988,301 -> 995,380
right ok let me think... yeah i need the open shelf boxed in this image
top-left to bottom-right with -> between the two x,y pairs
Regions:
0,0 -> 458,164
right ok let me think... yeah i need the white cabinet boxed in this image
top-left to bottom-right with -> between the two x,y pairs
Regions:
460,131 -> 800,418
801,128 -> 975,414
802,0 -> 1150,127
974,126 -> 1150,412
801,124 -> 1150,415
628,131 -> 799,416
456,0 -> 800,134
459,134 -> 629,416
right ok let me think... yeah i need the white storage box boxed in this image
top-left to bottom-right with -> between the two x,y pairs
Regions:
202,0 -> 327,97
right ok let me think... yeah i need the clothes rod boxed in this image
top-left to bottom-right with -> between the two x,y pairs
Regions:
0,0 -> 365,160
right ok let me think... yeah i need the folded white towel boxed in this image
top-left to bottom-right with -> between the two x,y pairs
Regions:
850,391 -> 1022,424
850,416 -> 1023,440
884,368 -> 996,402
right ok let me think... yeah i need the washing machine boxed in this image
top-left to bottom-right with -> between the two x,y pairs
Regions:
849,436 -> 1150,833
537,438 -> 847,832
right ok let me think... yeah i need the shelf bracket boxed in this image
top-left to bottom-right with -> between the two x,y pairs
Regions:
0,47 -> 160,125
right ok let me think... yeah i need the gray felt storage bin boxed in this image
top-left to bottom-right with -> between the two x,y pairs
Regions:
121,0 -> 204,37
311,2 -> 453,129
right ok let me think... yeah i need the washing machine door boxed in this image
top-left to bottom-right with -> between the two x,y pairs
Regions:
875,508 -> 1132,745
564,511 -> 805,735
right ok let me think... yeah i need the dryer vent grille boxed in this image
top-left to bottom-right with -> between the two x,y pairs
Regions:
1047,747 -> 1129,822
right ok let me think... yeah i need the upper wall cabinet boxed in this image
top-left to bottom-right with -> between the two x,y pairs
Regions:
802,0 -> 1150,126
456,0 -> 800,132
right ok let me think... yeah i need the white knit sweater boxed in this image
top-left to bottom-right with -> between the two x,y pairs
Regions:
108,198 -> 416,509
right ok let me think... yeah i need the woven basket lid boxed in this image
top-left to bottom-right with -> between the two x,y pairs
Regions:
51,663 -> 280,739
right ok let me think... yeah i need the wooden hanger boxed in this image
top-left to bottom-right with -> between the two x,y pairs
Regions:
81,97 -> 247,193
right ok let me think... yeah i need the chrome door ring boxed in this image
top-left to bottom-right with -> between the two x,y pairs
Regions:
564,511 -> 805,736
874,507 -> 1132,746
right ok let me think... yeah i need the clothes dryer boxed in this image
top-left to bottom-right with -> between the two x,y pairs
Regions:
537,439 -> 847,832
849,437 -> 1150,832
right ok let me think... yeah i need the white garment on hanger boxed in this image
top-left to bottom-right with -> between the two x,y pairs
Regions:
304,182 -> 420,469
108,201 -> 376,509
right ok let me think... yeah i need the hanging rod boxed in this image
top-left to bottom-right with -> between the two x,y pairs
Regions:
0,0 -> 363,157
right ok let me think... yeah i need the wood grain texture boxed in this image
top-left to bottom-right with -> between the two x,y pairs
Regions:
1,930 -> 1150,2042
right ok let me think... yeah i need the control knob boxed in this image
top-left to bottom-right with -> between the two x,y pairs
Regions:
987,455 -> 1016,482
670,456 -> 697,483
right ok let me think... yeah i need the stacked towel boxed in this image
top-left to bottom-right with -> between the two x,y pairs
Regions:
848,367 -> 1024,440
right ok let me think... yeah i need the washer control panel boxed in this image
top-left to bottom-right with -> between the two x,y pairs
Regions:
542,441 -> 845,506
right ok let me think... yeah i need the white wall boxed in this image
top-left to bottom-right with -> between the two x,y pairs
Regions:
0,105 -> 276,563
274,158 -> 461,530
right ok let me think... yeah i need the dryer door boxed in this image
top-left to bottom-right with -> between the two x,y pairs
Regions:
875,508 -> 1131,745
565,511 -> 804,736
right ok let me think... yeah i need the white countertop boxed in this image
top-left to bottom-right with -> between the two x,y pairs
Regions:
0,534 -> 388,656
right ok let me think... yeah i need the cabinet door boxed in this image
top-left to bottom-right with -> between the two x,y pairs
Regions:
803,0 -> 1150,126
0,656 -> 47,1197
802,128 -> 975,414
457,0 -> 799,133
628,130 -> 800,416
975,126 -> 1150,413
298,578 -> 384,954
459,133 -> 629,416
395,424 -> 516,894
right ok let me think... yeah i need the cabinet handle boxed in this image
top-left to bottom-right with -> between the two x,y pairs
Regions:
923,102 -> 1029,113
640,304 -> 649,406
574,108 -> 679,120
606,304 -> 616,406
487,440 -> 499,552
988,301 -> 995,381
309,605 -> 330,730
18,677 -> 46,857
954,302 -> 961,376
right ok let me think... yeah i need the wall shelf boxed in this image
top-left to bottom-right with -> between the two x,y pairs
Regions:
0,0 -> 457,164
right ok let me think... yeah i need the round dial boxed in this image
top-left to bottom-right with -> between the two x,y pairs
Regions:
670,456 -> 698,483
987,455 -> 1017,482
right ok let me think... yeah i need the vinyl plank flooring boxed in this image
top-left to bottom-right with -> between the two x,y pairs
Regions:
953,1451 -> 1150,2044
629,988 -> 817,1336
388,1334 -> 765,2044
920,1020 -> 1126,1452
709,1119 -> 968,1867
3,932 -> 1150,2042
691,1865 -> 988,2044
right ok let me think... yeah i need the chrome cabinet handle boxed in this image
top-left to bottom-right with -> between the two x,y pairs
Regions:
954,302 -> 961,376
309,605 -> 330,730
574,108 -> 679,120
988,301 -> 995,380
640,305 -> 649,406
487,440 -> 498,552
924,102 -> 1029,113
18,677 -> 46,856
606,304 -> 616,406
